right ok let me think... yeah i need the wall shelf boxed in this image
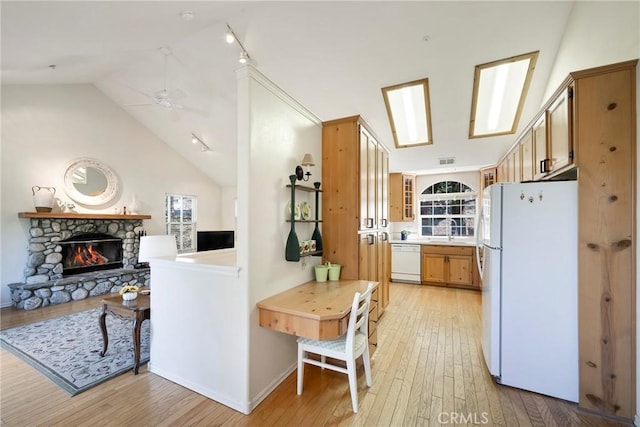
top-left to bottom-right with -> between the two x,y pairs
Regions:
285,179 -> 323,261
18,212 -> 152,220
286,184 -> 322,193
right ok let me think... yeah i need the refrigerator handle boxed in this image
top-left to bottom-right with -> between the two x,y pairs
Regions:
476,207 -> 485,278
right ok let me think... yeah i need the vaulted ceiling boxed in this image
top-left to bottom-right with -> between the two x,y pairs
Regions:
1,1 -> 575,187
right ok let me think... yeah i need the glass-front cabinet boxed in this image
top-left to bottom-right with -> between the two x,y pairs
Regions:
389,173 -> 415,222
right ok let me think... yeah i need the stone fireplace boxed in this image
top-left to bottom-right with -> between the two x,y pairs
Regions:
9,214 -> 151,310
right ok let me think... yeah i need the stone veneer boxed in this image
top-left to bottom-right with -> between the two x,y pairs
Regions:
9,268 -> 150,310
8,217 -> 150,310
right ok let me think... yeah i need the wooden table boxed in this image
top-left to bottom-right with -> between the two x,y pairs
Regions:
256,279 -> 378,340
98,293 -> 150,375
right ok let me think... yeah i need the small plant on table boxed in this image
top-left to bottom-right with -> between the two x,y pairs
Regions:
119,285 -> 140,301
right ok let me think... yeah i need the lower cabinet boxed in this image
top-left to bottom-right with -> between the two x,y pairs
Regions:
421,245 -> 480,289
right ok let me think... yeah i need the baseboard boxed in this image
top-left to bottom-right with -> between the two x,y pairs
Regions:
148,362 -> 250,415
248,361 -> 297,413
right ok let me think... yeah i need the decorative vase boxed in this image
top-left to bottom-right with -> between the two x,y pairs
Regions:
130,194 -> 140,215
314,265 -> 328,282
328,264 -> 342,281
122,292 -> 138,301
32,186 -> 56,213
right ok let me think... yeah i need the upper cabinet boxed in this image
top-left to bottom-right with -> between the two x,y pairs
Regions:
479,167 -> 497,195
520,129 -> 534,182
546,85 -> 573,174
498,80 -> 575,183
389,173 -> 415,222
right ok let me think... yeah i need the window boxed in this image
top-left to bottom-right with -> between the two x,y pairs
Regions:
469,51 -> 538,138
166,194 -> 197,253
419,181 -> 477,237
382,78 -> 433,147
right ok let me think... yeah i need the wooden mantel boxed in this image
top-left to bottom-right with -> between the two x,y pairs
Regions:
18,212 -> 152,220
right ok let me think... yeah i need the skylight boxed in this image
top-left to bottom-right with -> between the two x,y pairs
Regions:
469,51 -> 538,138
382,78 -> 433,148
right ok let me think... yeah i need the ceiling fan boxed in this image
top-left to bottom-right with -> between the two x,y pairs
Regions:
123,47 -> 204,115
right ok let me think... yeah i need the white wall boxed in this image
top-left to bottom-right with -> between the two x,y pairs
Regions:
0,84 -> 221,307
234,65 -> 323,410
220,186 -> 237,232
541,1 -> 640,421
543,1 -> 640,101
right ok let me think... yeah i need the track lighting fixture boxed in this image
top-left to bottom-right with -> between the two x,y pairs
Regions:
225,23 -> 252,65
191,133 -> 211,152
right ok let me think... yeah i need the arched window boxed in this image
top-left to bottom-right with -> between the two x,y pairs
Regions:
419,181 -> 477,238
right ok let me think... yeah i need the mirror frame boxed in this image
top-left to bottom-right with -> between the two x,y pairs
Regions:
63,158 -> 119,206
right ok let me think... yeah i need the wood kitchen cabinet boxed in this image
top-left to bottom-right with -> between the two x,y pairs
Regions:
498,83 -> 575,183
489,60 -> 636,419
520,129 -> 534,182
532,85 -> 574,179
479,167 -> 496,193
421,245 -> 479,289
389,173 -> 415,222
322,115 -> 390,315
532,114 -> 547,180
511,144 -> 521,183
572,60 -> 636,419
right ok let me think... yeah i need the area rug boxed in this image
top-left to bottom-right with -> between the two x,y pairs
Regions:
0,308 -> 149,396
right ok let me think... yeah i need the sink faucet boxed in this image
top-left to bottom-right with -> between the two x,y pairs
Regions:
447,219 -> 457,241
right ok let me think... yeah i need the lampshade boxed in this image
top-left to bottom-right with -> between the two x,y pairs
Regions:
138,235 -> 177,263
301,153 -> 315,167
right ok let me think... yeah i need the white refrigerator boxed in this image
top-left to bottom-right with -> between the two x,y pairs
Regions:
477,180 -> 578,402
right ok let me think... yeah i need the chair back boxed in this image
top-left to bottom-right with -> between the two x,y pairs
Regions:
345,283 -> 374,352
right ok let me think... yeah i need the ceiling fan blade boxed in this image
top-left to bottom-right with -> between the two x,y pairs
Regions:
119,82 -> 153,100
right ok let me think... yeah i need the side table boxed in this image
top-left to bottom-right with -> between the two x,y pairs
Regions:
98,292 -> 151,375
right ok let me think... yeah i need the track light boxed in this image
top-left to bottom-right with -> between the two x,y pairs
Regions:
191,133 -> 211,152
225,23 -> 252,65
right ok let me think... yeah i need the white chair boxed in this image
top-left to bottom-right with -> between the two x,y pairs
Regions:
297,283 -> 374,413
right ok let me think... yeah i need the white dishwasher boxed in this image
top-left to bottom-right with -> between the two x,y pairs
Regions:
391,243 -> 421,284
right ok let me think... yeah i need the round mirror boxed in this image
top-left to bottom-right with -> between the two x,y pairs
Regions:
63,158 -> 119,206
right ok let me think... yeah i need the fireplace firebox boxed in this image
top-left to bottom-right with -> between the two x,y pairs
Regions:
60,232 -> 123,276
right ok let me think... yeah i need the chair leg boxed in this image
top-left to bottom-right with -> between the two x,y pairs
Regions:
362,346 -> 372,387
346,358 -> 358,413
297,345 -> 304,395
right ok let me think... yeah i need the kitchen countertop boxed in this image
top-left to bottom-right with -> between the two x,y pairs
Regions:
390,239 -> 477,247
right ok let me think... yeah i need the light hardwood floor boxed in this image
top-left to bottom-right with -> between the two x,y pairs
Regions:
0,283 -> 632,426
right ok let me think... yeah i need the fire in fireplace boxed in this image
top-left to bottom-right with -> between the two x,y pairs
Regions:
60,232 -> 123,276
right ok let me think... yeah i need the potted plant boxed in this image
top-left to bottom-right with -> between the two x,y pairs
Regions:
401,230 -> 410,241
119,285 -> 140,301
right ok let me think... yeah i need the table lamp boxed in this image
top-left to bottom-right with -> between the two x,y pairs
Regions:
136,235 -> 177,268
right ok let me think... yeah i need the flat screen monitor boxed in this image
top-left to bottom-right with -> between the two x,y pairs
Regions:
197,230 -> 234,252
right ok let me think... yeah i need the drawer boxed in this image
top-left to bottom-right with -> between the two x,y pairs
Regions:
421,245 -> 473,256
368,327 -> 378,347
369,301 -> 378,322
